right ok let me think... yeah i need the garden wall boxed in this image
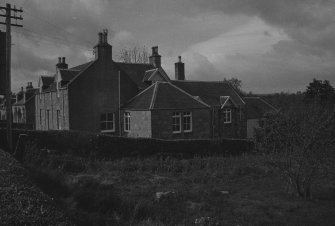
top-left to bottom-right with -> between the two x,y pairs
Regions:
0,129 -> 254,159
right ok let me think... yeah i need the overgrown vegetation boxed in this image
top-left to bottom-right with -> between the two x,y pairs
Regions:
25,151 -> 335,225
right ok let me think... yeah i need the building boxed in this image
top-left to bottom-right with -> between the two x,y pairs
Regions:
0,30 -> 6,95
243,97 -> 278,139
0,82 -> 38,129
35,30 -> 247,139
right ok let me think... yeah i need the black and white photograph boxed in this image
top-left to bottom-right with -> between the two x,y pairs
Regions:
0,0 -> 335,225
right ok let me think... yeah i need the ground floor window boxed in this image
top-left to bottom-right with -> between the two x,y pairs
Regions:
124,112 -> 131,132
172,112 -> 181,133
183,112 -> 192,132
100,112 -> 115,132
223,108 -> 232,124
46,109 -> 50,130
56,110 -> 61,130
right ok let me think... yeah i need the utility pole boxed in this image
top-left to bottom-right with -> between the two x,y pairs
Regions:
0,3 -> 23,152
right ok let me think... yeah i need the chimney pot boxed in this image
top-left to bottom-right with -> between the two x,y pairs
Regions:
58,57 -> 61,63
62,57 -> 65,64
178,56 -> 181,62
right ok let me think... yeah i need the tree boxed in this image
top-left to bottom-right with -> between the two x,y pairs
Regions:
224,78 -> 243,95
119,45 -> 149,64
304,79 -> 335,104
256,103 -> 335,199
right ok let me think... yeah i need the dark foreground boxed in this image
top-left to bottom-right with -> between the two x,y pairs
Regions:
0,149 -> 73,225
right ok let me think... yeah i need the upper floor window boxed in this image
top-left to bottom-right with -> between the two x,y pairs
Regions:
183,112 -> 192,132
100,112 -> 115,132
124,112 -> 131,132
223,108 -> 232,124
172,112 -> 181,133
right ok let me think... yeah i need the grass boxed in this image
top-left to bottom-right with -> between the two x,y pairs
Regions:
26,153 -> 335,226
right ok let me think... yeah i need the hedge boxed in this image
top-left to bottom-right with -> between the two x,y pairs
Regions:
0,129 -> 254,159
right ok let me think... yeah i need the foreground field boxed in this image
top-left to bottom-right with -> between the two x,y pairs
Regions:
27,153 -> 335,226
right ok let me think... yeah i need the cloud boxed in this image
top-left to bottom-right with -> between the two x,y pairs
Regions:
5,0 -> 335,93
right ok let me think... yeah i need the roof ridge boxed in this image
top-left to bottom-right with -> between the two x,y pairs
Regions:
148,68 -> 159,80
258,97 -> 279,112
149,82 -> 159,110
67,60 -> 96,86
168,82 -> 210,108
172,80 -> 228,84
243,96 -> 261,99
116,61 -> 152,65
121,83 -> 156,108
59,69 -> 80,72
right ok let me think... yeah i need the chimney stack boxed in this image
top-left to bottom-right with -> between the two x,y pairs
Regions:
98,32 -> 103,44
175,56 -> 185,80
56,57 -> 68,70
149,46 -> 161,68
26,82 -> 33,90
94,29 -> 112,61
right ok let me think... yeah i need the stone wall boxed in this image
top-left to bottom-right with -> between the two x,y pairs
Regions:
123,110 -> 151,138
35,89 -> 69,130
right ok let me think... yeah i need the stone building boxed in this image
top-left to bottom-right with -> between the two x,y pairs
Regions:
35,30 -> 248,139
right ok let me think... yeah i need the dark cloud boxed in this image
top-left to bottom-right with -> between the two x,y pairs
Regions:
4,0 -> 335,93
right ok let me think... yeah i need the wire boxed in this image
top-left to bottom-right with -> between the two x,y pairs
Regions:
24,9 -> 94,47
13,26 -> 92,52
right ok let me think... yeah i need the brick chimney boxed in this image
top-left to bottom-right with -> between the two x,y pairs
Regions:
26,82 -> 33,90
149,46 -> 161,68
56,57 -> 68,70
175,56 -> 185,80
94,29 -> 112,61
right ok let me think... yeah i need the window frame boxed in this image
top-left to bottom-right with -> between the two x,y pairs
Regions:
124,112 -> 131,132
100,112 -> 115,133
223,108 -> 232,124
172,112 -> 181,133
183,111 -> 192,132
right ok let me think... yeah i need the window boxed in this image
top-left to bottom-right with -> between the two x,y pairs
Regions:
46,109 -> 50,130
56,110 -> 61,130
223,108 -> 232,124
124,112 -> 131,132
172,112 -> 181,133
39,109 -> 42,127
100,112 -> 114,132
183,112 -> 192,132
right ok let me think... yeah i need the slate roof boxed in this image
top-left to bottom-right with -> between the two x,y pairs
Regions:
122,82 -> 210,110
59,69 -> 80,82
116,62 -> 156,89
171,80 -> 245,107
41,76 -> 54,87
69,61 -> 93,71
243,97 -> 278,119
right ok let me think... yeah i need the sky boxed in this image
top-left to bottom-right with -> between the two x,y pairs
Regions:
2,0 -> 335,94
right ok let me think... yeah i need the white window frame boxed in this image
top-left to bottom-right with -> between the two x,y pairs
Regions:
124,112 -> 131,132
172,112 -> 181,133
100,112 -> 115,133
183,112 -> 192,132
223,108 -> 232,124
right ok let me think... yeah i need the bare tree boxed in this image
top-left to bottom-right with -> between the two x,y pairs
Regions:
119,46 -> 149,64
256,103 -> 335,199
